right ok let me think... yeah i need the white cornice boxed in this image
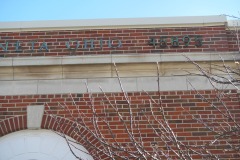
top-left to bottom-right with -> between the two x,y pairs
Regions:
0,15 -> 227,32
227,20 -> 240,30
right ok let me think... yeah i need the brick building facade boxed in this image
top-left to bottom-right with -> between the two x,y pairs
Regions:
0,15 -> 239,159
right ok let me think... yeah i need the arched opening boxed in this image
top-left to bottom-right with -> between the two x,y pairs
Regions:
0,129 -> 93,160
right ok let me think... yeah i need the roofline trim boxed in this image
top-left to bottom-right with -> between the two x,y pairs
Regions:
0,15 -> 227,32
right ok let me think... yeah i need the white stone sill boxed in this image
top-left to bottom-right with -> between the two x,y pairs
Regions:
0,52 -> 239,67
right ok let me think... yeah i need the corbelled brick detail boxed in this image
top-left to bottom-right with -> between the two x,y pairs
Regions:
0,25 -> 236,57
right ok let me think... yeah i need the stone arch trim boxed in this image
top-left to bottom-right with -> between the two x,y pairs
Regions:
0,129 -> 94,160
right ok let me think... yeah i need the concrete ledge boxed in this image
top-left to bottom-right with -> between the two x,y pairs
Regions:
0,76 -> 234,95
0,52 -> 239,67
0,15 -> 226,32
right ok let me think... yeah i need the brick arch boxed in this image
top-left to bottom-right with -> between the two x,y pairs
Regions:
41,114 -> 107,159
0,115 -> 106,159
0,115 -> 27,137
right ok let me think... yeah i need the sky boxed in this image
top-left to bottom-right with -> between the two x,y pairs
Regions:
0,0 -> 239,22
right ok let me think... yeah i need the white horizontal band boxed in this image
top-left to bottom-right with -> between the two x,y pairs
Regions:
0,76 -> 231,96
0,52 -> 239,67
0,15 -> 227,32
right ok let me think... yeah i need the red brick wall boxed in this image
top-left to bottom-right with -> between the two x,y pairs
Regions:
227,29 -> 240,52
0,25 -> 236,57
0,90 -> 239,159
